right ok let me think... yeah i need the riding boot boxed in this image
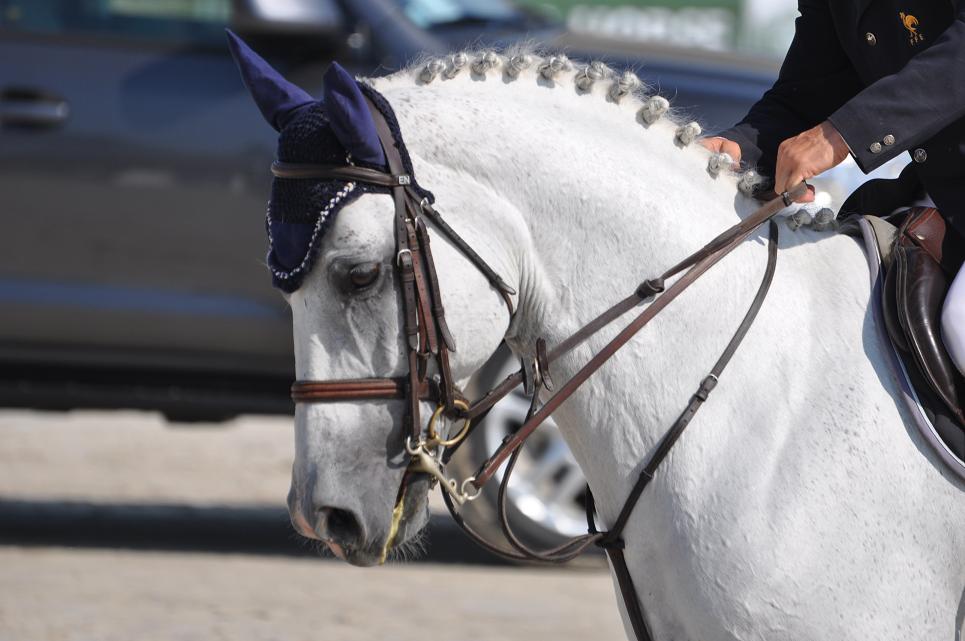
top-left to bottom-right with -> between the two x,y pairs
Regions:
887,208 -> 964,424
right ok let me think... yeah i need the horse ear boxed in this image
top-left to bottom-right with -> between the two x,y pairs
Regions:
322,63 -> 387,166
225,29 -> 314,131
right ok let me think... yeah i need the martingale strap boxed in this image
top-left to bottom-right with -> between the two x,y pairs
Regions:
442,220 -> 783,641
435,184 -> 801,641
590,221 -> 781,641
449,182 -> 806,483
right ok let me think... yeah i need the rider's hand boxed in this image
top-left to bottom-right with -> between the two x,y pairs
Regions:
699,137 -> 742,168
774,121 -> 850,203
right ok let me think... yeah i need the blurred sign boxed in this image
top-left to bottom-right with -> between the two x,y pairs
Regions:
524,0 -> 798,57
737,0 -> 797,58
566,5 -> 736,51
108,0 -> 230,21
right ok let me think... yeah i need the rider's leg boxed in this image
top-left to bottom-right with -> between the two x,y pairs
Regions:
942,264 -> 965,376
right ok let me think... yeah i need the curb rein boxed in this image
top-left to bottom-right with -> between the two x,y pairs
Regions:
279,98 -> 806,641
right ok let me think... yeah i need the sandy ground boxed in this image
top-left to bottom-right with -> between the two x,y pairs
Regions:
0,546 -> 625,641
0,410 -> 295,505
0,410 -> 625,641
0,408 -> 449,510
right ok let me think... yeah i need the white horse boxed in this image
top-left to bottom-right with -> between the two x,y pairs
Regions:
247,47 -> 964,639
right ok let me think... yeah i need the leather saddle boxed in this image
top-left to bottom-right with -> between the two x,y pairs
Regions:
881,208 -> 965,428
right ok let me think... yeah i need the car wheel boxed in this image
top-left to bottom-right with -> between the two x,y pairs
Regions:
446,346 -> 589,552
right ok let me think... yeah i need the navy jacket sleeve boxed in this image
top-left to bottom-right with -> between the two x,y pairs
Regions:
719,0 -> 863,179
829,5 -> 965,172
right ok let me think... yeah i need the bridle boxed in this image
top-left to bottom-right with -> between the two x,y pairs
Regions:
280,92 -> 516,429
278,95 -> 518,508
276,93 -> 807,641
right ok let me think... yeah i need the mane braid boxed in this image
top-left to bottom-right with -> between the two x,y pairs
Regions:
373,47 -> 766,198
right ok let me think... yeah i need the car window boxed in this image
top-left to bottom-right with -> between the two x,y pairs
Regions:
0,0 -> 231,47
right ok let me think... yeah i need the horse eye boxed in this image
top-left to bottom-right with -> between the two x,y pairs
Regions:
348,263 -> 381,290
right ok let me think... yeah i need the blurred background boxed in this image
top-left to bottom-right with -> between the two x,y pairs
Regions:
0,2 -> 898,640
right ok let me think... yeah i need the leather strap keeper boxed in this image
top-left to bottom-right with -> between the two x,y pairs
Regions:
903,207 -> 947,266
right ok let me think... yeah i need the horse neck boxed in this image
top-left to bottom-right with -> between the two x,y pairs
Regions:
373,67 -> 758,311
373,71 -> 879,514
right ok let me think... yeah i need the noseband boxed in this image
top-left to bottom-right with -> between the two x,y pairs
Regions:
278,89 -> 807,641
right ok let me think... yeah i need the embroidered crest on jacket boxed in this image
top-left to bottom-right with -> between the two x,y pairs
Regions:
899,12 -> 925,45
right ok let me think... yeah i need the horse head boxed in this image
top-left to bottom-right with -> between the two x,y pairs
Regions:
228,31 -> 514,565
226,32 -> 965,638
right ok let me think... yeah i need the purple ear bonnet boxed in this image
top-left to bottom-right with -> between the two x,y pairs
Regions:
227,32 -> 432,292
323,64 -> 386,167
225,30 -> 314,131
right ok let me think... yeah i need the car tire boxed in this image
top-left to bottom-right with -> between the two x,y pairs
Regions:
445,345 -> 590,554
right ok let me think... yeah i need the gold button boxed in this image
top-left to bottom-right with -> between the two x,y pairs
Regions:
914,148 -> 928,163
869,142 -> 883,154
883,134 -> 895,146
865,32 -> 877,45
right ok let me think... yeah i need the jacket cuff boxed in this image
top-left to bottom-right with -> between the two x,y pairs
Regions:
828,103 -> 905,173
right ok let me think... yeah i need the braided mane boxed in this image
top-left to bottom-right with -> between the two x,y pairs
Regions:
370,47 -> 765,197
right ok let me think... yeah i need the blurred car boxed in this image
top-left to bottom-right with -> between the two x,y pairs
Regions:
1,0 -> 904,549
0,0 -> 555,420
0,0 -> 780,419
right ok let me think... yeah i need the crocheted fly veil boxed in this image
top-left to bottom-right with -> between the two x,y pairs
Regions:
227,30 -> 433,292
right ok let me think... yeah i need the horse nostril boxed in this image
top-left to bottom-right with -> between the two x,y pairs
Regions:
318,506 -> 363,544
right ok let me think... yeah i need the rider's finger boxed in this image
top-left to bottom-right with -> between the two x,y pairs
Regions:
773,163 -> 790,198
721,139 -> 742,165
700,137 -> 743,171
698,137 -> 723,153
795,184 -> 816,203
783,172 -> 814,203
774,138 -> 798,195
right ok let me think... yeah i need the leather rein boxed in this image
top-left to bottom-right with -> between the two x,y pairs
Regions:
279,96 -> 806,641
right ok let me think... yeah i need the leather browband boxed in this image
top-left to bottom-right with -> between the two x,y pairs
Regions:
271,161 -> 408,187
